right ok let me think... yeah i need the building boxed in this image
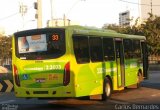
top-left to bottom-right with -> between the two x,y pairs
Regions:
140,0 -> 160,20
119,10 -> 130,27
47,19 -> 79,27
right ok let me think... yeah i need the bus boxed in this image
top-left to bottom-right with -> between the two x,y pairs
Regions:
12,25 -> 148,100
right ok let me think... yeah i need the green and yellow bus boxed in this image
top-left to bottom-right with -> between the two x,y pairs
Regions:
12,25 -> 148,100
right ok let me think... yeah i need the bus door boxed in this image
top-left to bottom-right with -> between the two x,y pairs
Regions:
141,41 -> 148,79
115,38 -> 125,87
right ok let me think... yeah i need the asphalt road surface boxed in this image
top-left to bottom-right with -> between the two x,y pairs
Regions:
0,71 -> 160,110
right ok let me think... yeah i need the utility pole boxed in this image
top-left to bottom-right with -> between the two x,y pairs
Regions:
19,1 -> 27,29
50,0 -> 54,26
150,0 -> 153,15
36,0 -> 42,28
63,14 -> 66,26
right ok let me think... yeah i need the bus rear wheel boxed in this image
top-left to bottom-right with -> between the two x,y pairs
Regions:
137,72 -> 143,88
102,77 -> 112,101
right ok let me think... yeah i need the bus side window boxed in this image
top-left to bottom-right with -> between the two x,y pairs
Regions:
73,36 -> 90,64
124,39 -> 133,59
103,38 -> 115,61
132,40 -> 141,58
89,37 -> 103,62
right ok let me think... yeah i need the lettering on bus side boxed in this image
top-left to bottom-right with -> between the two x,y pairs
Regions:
97,68 -> 116,74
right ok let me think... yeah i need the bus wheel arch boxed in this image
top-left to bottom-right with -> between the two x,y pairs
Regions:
102,76 -> 113,101
138,69 -> 142,76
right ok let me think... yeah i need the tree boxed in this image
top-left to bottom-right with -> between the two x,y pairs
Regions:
102,18 -> 143,35
0,36 -> 12,65
102,14 -> 160,56
141,13 -> 160,55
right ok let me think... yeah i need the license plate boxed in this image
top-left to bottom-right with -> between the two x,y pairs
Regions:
35,78 -> 46,83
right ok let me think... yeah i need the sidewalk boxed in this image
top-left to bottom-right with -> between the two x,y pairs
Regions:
149,64 -> 160,71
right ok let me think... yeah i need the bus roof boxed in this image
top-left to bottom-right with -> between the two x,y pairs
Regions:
14,25 -> 146,40
61,25 -> 146,40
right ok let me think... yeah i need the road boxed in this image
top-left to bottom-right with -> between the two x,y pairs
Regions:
0,71 -> 160,110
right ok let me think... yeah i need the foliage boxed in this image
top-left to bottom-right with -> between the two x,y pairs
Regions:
141,14 -> 160,55
102,14 -> 160,56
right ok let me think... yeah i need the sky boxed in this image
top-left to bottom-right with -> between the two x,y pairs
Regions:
0,0 -> 140,35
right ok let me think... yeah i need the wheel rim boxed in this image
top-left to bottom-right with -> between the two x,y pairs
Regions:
105,83 -> 111,97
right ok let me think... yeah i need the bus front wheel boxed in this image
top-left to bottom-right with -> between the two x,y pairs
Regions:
102,77 -> 112,101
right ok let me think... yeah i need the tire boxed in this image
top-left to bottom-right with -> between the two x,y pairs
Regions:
102,77 -> 112,101
137,72 -> 142,88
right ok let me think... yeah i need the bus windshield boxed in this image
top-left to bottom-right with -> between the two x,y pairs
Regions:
14,28 -> 65,60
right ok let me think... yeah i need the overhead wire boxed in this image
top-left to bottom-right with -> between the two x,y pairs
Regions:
0,12 -> 19,21
119,0 -> 160,6
0,6 -> 33,21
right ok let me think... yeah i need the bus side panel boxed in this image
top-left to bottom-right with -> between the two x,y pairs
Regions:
124,59 -> 140,86
74,63 -> 102,97
72,60 -> 119,97
69,34 -> 102,97
102,61 -> 118,91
